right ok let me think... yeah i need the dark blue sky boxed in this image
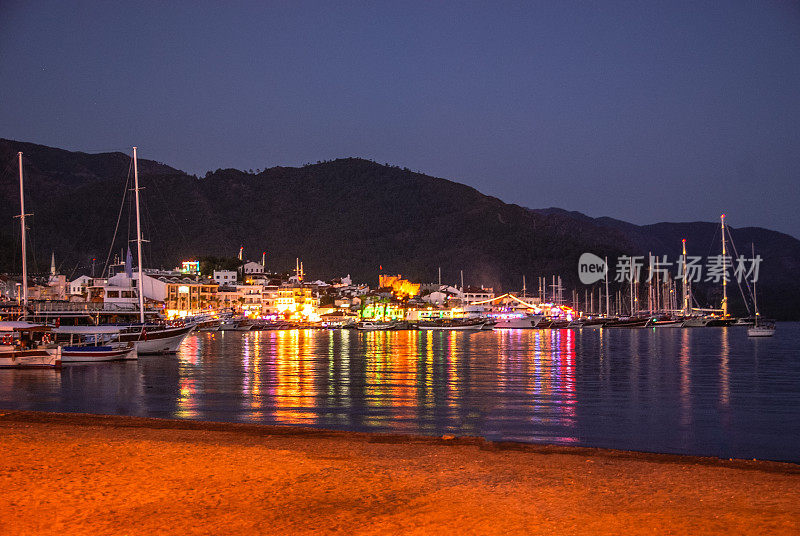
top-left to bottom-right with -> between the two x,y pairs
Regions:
2,1 -> 799,237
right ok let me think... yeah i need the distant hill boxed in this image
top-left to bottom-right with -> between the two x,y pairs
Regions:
2,138 -> 799,319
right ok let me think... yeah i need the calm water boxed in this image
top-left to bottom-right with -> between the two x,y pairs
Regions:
2,325 -> 799,462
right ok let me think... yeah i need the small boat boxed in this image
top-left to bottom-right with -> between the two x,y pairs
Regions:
55,326 -> 137,362
747,250 -> 774,337
605,317 -> 652,328
748,321 -> 776,337
581,318 -> 611,329
417,318 -> 485,331
493,314 -> 542,329
681,316 -> 712,328
650,317 -> 684,328
0,321 -> 62,368
356,321 -> 397,331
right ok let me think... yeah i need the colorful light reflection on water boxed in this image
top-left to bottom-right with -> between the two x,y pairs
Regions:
1,325 -> 799,462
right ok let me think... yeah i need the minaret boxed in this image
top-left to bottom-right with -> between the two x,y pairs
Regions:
50,252 -> 56,276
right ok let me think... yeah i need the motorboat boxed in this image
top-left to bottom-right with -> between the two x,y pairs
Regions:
356,321 -> 397,331
55,325 -> 137,362
417,318 -> 485,331
0,321 -> 62,368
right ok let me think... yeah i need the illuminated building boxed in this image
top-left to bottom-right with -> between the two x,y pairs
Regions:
267,285 -> 321,322
164,279 -> 219,317
180,261 -> 200,275
360,297 -> 406,321
378,274 -> 420,298
237,283 -> 264,317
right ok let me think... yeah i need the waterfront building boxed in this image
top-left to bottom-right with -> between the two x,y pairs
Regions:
236,283 -> 263,317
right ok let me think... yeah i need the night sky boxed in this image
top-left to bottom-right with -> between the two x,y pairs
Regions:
2,1 -> 799,237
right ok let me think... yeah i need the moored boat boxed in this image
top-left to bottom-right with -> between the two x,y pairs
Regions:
117,323 -> 195,354
492,314 -> 542,329
417,318 -> 485,331
356,321 -> 397,331
605,317 -> 652,328
748,322 -> 776,337
55,326 -> 138,362
0,322 -> 62,368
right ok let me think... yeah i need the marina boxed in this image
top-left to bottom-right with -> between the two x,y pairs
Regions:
2,325 -> 798,463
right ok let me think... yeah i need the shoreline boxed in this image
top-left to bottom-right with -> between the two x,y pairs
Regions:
3,409 -> 799,471
2,410 -> 799,534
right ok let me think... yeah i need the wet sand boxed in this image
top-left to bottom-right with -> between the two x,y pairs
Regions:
0,411 -> 798,535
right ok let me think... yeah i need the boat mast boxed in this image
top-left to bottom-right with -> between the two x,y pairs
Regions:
751,243 -> 759,324
629,260 -> 634,315
17,152 -> 28,309
681,239 -> 689,315
133,147 -> 145,323
721,214 -> 728,317
604,256 -> 610,317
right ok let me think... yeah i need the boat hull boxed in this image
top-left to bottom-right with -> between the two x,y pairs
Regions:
0,347 -> 61,368
418,323 -> 485,331
62,344 -> 137,363
493,315 -> 541,329
747,327 -> 775,337
118,325 -> 194,354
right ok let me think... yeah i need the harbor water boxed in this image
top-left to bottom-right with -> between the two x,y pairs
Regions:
2,325 -> 799,462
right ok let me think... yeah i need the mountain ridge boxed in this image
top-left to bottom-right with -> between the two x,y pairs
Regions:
2,138 -> 798,319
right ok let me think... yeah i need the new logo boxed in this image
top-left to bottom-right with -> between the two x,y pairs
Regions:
578,253 -> 607,284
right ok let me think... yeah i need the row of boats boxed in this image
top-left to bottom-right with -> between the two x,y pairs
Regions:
0,320 -> 195,369
355,313 -> 776,335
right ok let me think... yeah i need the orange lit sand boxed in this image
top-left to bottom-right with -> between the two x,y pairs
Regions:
1,411 -> 798,535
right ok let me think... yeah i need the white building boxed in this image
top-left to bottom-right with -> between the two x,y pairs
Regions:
213,270 -> 237,286
459,286 -> 495,305
242,261 -> 264,275
68,275 -> 94,296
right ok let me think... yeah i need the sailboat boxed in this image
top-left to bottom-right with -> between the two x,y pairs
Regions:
0,152 -> 62,368
747,244 -> 775,337
119,147 -> 195,353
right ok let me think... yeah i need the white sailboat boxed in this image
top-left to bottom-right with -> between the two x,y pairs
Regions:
125,147 -> 195,353
747,244 -> 775,337
1,153 -> 61,368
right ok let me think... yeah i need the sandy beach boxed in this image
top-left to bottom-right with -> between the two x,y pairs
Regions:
0,410 -> 798,535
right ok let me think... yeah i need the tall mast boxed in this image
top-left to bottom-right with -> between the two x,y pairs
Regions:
751,243 -> 758,323
17,152 -> 28,309
681,239 -> 689,315
721,214 -> 728,317
522,275 -> 526,297
604,256 -> 610,317
133,147 -> 145,323
629,261 -> 635,315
